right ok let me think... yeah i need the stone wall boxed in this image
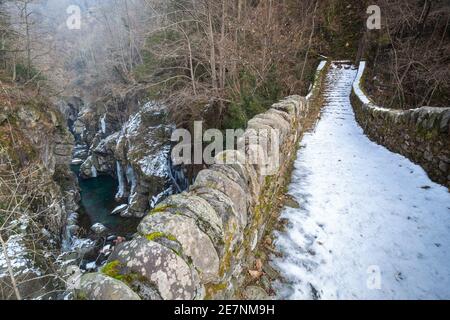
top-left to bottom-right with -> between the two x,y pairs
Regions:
75,61 -> 329,300
351,62 -> 450,189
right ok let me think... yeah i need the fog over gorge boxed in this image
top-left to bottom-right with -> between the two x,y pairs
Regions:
5,0 -> 157,101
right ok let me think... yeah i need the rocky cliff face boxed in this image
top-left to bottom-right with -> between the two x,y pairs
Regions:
77,100 -> 182,218
0,91 -> 79,299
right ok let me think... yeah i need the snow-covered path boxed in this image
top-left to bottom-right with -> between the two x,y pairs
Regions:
273,62 -> 450,300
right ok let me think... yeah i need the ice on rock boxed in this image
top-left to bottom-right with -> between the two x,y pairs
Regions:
115,161 -> 126,200
100,114 -> 107,134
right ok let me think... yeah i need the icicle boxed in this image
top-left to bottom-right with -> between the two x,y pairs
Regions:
126,165 -> 137,202
91,165 -> 97,178
100,114 -> 106,134
115,161 -> 126,199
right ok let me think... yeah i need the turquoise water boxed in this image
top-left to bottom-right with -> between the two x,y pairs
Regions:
71,165 -> 139,236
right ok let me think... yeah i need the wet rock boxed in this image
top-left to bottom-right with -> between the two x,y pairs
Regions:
111,204 -> 128,216
91,223 -> 107,234
71,158 -> 84,165
80,155 -> 98,178
76,273 -> 141,300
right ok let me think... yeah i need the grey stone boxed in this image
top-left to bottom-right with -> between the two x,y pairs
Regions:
91,223 -> 107,234
192,169 -> 248,228
440,110 -> 450,132
243,286 -> 271,300
108,237 -> 202,300
76,273 -> 141,300
158,193 -> 224,247
138,212 -> 220,282
439,161 -> 448,173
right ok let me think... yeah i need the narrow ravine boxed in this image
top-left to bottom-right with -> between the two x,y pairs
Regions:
273,62 -> 450,299
70,164 -> 140,237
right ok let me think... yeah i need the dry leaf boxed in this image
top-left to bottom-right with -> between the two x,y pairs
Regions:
255,259 -> 263,271
248,269 -> 263,279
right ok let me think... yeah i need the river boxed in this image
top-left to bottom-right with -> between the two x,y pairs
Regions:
71,164 -> 140,237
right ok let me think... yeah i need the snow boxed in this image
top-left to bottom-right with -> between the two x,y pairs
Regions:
100,114 -> 107,134
71,158 -> 83,165
0,235 -> 42,278
111,204 -> 128,215
353,61 -> 392,112
138,145 -> 171,178
273,62 -> 450,300
316,60 -> 327,72
126,164 -> 137,196
90,164 -> 98,178
149,186 -> 173,209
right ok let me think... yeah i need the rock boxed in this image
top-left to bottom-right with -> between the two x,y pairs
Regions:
107,237 -> 202,300
424,151 -> 433,162
253,112 -> 291,140
91,223 -> 107,234
192,186 -> 244,251
214,150 -> 262,198
284,196 -> 300,208
71,158 -> 84,165
67,238 -> 97,259
191,169 -> 248,228
80,155 -> 98,178
0,112 -> 7,124
157,193 -> 224,248
263,263 -> 281,279
243,286 -> 271,300
113,102 -> 173,217
138,212 -> 220,282
76,273 -> 141,300
100,244 -> 112,256
439,161 -> 448,172
439,110 -> 450,132
111,204 -> 128,215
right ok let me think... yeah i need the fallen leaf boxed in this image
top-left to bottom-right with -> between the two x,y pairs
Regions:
255,259 -> 263,271
248,269 -> 263,279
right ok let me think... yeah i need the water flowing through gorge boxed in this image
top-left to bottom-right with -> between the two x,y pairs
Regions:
70,164 -> 140,237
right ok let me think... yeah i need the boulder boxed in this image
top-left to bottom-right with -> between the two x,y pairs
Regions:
107,237 -> 203,300
91,223 -> 107,234
191,169 -> 248,228
157,193 -> 224,248
76,273 -> 141,300
111,204 -> 128,216
138,212 -> 220,282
